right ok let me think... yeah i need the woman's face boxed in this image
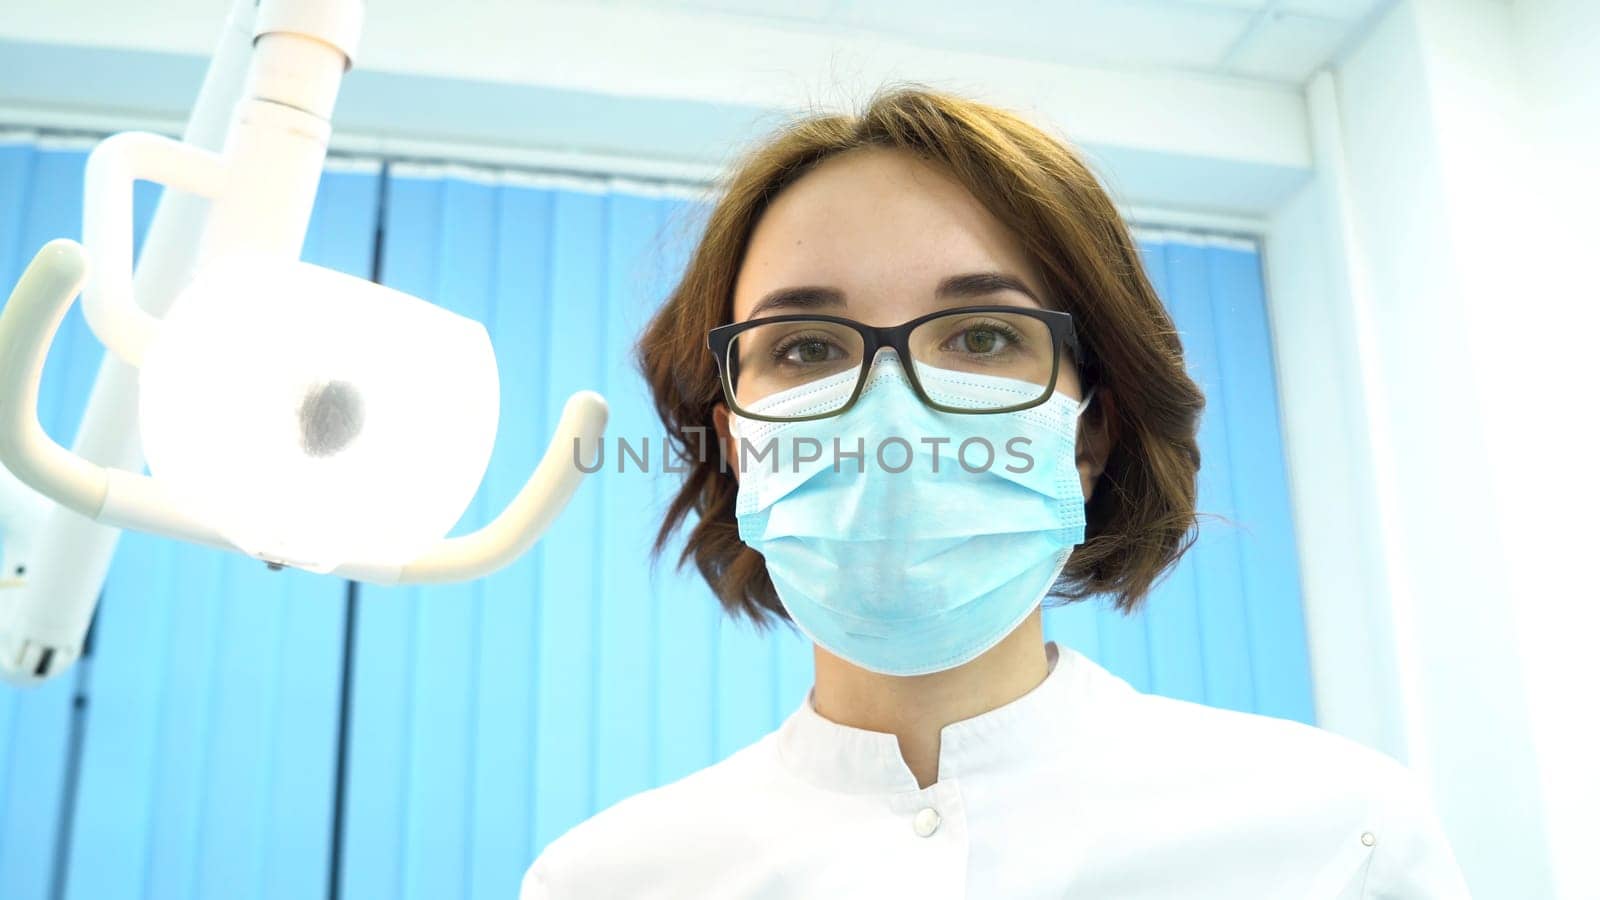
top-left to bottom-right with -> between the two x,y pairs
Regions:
716,146 -> 1110,498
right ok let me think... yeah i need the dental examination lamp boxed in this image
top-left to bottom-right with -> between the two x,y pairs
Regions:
0,0 -> 608,685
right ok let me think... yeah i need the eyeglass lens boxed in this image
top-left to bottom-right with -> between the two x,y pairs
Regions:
726,310 -> 1057,416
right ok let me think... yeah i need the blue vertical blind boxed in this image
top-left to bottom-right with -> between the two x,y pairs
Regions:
0,145 -> 1311,899
0,137 -> 379,900
1041,232 -> 1313,724
333,166 -> 813,900
0,137 -> 94,900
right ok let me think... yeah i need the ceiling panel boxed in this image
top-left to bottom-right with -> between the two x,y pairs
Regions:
604,0 -> 1388,86
1225,11 -> 1351,81
799,1 -> 1255,71
1168,0 -> 1274,11
1279,0 -> 1385,20
636,0 -> 838,21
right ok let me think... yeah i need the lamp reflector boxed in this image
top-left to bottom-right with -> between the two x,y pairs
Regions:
139,253 -> 499,572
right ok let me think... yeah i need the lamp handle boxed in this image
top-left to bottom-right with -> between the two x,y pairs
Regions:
0,239 -> 235,550
82,132 -> 227,367
332,390 -> 610,585
0,240 -> 112,516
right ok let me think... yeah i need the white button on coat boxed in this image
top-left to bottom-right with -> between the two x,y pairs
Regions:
913,807 -> 941,838
523,642 -> 1470,899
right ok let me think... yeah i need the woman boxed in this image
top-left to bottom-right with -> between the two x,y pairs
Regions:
522,86 -> 1469,898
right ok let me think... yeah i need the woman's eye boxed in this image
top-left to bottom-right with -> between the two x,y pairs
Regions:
782,339 -> 842,364
947,326 -> 1010,355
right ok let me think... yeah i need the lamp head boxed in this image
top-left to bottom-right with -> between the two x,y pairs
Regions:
138,253 -> 499,571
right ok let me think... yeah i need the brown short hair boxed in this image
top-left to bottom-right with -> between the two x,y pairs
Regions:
636,84 -> 1204,628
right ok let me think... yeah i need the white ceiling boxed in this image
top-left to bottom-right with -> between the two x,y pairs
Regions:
605,0 -> 1392,85
0,0 -> 1360,215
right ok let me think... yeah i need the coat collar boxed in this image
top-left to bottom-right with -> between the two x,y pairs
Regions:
775,641 -> 1098,794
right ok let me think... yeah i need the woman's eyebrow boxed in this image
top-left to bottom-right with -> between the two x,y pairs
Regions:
935,271 -> 1040,304
748,271 -> 1038,319
747,286 -> 845,319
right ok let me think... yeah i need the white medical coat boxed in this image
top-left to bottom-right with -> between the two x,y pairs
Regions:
521,641 -> 1470,898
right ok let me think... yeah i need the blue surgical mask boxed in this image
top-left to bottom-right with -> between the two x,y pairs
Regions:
728,355 -> 1094,676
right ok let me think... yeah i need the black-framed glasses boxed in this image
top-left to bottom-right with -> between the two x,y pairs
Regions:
707,305 -> 1083,422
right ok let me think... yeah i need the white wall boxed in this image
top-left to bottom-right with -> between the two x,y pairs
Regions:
1341,4 -> 1548,894
1498,2 -> 1600,898
1261,98 -> 1412,767
1267,1 -> 1599,896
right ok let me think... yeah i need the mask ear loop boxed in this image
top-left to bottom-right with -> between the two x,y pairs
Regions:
1076,384 -> 1097,418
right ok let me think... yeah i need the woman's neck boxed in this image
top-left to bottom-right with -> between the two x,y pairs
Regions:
808,608 -> 1051,790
